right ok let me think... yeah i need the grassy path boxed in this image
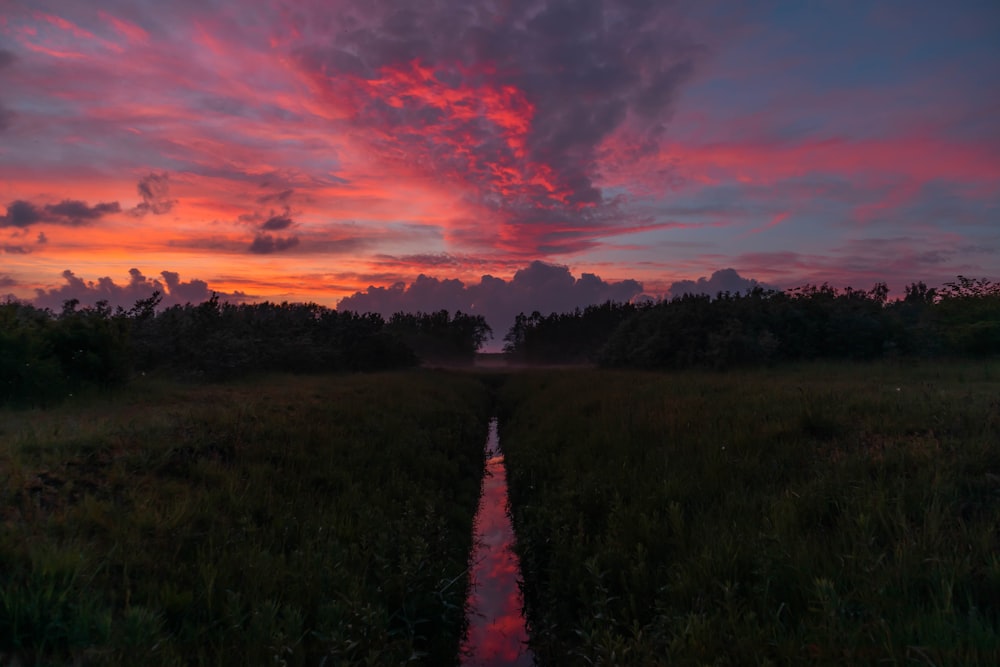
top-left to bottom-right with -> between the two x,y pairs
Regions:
498,362 -> 1000,665
1,371 -> 491,665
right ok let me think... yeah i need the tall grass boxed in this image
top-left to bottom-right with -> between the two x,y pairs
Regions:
0,370 -> 491,665
498,361 -> 1000,665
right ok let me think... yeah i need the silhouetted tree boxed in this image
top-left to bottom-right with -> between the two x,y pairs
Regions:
387,310 -> 492,364
504,277 -> 999,370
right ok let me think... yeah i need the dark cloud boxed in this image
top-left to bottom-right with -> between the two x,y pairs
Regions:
249,233 -> 300,254
668,268 -> 769,299
261,213 -> 294,231
36,232 -> 47,244
0,201 -> 43,228
339,260 -> 643,348
0,198 -> 121,228
294,0 -> 702,252
31,268 -> 251,311
0,49 -> 14,70
243,188 -> 297,232
0,275 -> 17,288
44,200 -> 122,225
2,245 -> 30,254
132,172 -> 176,216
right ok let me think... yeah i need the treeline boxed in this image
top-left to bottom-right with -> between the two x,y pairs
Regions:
504,276 -> 1000,368
503,301 -> 648,364
0,294 -> 490,406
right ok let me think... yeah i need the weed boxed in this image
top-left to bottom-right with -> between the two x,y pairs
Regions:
499,361 -> 1000,665
0,370 -> 491,665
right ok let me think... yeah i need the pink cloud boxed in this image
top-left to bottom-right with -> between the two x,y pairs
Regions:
97,11 -> 148,44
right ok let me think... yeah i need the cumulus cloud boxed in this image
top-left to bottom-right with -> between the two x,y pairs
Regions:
339,260 -> 643,347
0,199 -> 121,228
249,233 -> 300,254
667,268 -> 770,299
31,268 -> 251,312
131,172 -> 176,216
294,0 -> 702,253
159,270 -> 215,304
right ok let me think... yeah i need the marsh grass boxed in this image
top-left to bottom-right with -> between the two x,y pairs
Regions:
498,361 -> 1000,665
1,371 -> 491,665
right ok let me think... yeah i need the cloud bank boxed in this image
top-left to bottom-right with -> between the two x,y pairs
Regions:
30,268 -> 250,312
668,268 -> 769,299
1,199 -> 121,228
339,260 -> 643,346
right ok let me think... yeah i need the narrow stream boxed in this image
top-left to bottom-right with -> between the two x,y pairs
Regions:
461,418 -> 534,666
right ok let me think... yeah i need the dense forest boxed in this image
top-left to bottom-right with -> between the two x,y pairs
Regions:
504,276 -> 1000,367
0,294 -> 490,407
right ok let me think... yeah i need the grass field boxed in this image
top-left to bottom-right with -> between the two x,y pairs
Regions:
0,371 -> 491,666
2,362 -> 998,665
498,361 -> 1000,665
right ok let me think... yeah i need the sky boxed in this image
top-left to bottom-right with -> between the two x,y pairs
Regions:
1,0 -> 998,336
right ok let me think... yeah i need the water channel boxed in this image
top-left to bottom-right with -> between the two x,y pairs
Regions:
461,418 -> 534,666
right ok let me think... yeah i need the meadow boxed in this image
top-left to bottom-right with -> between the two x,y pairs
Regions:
0,371 -> 491,665
498,361 -> 1000,665
1,361 -> 998,665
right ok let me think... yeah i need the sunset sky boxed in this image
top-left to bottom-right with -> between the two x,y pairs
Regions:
1,0 -> 998,332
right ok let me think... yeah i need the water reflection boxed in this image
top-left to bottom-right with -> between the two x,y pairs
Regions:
462,419 -> 534,666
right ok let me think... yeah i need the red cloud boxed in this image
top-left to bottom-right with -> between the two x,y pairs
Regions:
316,59 -> 580,210
98,11 -> 148,44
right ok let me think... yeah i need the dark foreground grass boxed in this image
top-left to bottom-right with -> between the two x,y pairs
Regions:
0,371 -> 491,665
499,361 -> 1000,665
